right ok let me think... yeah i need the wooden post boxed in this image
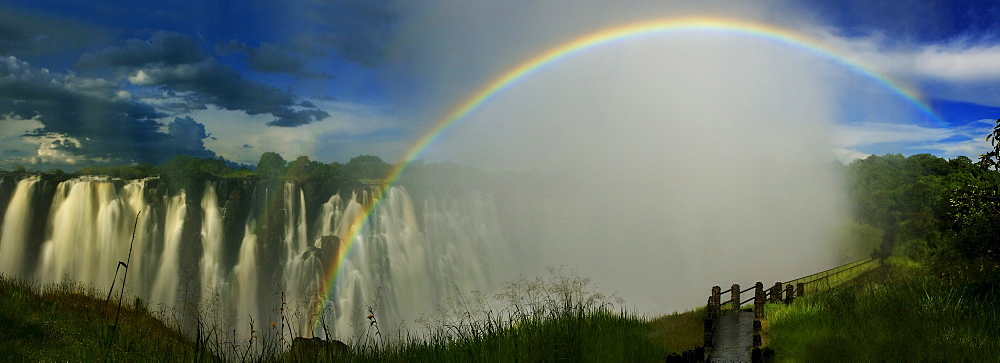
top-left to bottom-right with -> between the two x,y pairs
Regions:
753,320 -> 762,348
770,282 -> 782,304
711,286 -> 721,317
784,284 -> 795,304
731,284 -> 740,310
704,308 -> 714,350
754,282 -> 764,320
796,282 -> 805,297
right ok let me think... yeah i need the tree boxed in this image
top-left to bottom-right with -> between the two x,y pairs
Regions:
950,118 -> 1000,264
257,152 -> 287,179
286,155 -> 315,181
977,118 -> 1000,171
346,155 -> 389,181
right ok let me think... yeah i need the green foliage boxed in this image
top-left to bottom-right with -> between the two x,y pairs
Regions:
948,118 -> 1000,267
256,151 -> 286,179
77,163 -> 153,180
833,221 -> 883,261
346,155 -> 390,182
346,268 -> 670,361
1,268 -> 697,361
950,184 -> 1000,262
846,151 -> 1000,261
155,155 -> 232,192
764,264 -> 1000,361
0,274 -> 213,361
976,118 -> 1000,171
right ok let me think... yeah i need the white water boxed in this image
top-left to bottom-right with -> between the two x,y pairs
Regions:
0,176 -> 41,278
0,176 -> 516,342
230,219 -> 259,331
150,190 -> 187,308
200,182 -> 226,314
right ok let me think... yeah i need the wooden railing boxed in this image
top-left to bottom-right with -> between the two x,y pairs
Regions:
700,257 -> 882,358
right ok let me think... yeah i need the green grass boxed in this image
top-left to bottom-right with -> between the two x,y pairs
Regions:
0,269 -> 704,362
0,274 -> 214,361
339,308 -> 670,362
648,308 -> 705,354
763,262 -> 1000,361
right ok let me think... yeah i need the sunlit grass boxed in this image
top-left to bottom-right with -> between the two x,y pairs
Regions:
1,269 -> 705,362
0,274 -> 213,361
764,263 -> 1000,361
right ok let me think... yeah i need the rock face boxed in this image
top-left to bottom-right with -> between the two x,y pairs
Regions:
289,337 -> 349,359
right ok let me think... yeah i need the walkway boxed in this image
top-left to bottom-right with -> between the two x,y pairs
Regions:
712,310 -> 754,362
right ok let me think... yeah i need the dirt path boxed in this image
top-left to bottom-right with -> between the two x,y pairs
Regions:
711,310 -> 754,362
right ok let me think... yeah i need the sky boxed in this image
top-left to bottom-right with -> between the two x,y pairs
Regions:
2,0 -> 1000,170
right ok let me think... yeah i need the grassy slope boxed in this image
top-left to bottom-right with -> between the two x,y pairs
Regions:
0,274 -> 212,361
763,260 -> 1000,361
1,272 -> 705,361
283,308 -> 705,362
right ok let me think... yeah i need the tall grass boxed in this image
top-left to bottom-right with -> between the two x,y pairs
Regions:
336,267 -> 675,361
764,262 -> 1000,361
1,267 -> 704,361
0,274 -> 214,361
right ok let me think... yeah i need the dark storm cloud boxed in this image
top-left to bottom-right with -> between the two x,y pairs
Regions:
163,116 -> 216,158
289,0 -> 397,66
0,5 -> 108,56
76,31 -> 204,69
0,57 -> 163,138
0,56 -> 217,165
215,40 -> 333,79
80,31 -> 329,127
133,59 -> 329,126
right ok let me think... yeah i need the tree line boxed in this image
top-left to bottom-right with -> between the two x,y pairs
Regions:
843,119 -> 1000,291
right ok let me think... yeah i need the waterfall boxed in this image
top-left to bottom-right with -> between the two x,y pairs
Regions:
0,176 -> 41,278
231,218 -> 259,331
200,182 -> 226,312
37,177 -> 128,286
0,175 -> 518,342
281,182 -> 325,337
151,190 -> 186,308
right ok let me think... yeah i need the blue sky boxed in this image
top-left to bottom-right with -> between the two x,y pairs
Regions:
1,0 -> 1000,170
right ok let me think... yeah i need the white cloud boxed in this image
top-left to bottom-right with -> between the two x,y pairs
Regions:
909,45 -> 1000,82
182,98 -> 408,166
834,119 -> 994,159
835,122 -> 956,147
834,148 -> 871,164
812,30 -> 1000,106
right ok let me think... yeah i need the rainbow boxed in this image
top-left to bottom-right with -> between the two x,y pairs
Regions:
313,16 -> 939,331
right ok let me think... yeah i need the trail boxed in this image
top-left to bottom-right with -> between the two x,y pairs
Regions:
712,310 -> 755,362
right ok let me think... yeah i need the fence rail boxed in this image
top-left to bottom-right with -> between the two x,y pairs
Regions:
699,257 -> 882,360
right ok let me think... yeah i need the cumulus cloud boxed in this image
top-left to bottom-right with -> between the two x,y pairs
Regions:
0,55 -> 220,167
808,23 -> 1000,106
78,31 -> 329,127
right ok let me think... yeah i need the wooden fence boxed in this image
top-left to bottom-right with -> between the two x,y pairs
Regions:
701,257 -> 882,358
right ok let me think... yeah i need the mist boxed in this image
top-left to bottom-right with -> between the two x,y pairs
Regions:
394,1 -> 850,313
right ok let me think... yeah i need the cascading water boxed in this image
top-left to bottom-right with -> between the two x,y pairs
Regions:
150,190 -> 187,309
0,176 -> 41,278
0,175 -> 518,343
230,219 -> 259,332
200,182 -> 226,314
